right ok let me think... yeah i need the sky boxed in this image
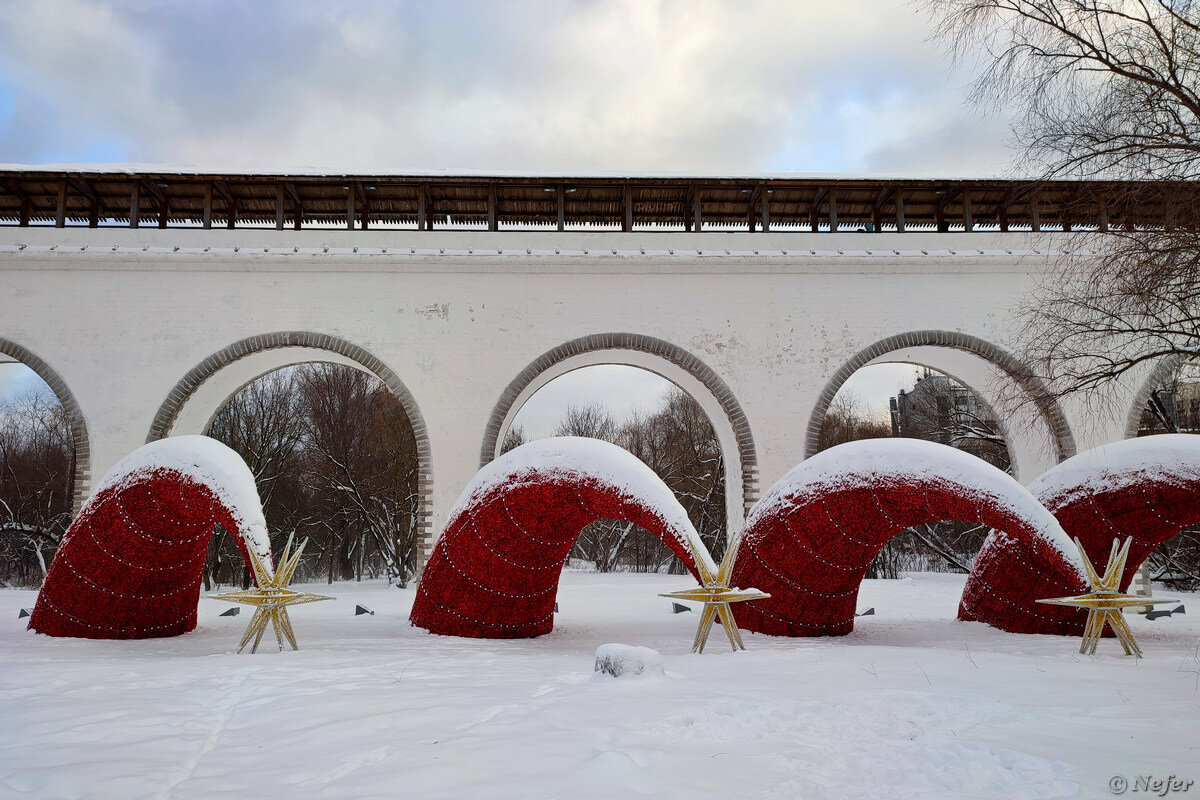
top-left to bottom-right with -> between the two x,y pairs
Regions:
0,0 -> 1016,432
0,0 -> 1014,175
509,362 -> 925,440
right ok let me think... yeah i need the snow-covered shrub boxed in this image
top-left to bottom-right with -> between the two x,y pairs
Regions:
593,643 -> 664,678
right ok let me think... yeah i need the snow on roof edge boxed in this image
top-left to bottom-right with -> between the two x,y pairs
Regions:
0,162 -> 1036,182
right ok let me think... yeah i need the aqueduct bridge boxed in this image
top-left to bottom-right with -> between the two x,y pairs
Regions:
0,170 -> 1174,568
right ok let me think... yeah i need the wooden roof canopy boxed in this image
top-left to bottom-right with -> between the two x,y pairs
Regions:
0,169 -> 1190,232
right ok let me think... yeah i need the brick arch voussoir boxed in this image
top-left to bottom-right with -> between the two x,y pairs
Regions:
0,336 -> 91,513
479,332 -> 759,512
145,331 -> 434,563
804,330 -> 1076,463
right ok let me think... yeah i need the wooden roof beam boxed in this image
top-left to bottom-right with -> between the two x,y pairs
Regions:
872,187 -> 894,232
67,178 -> 97,202
211,180 -> 235,205
55,179 -> 67,228
65,178 -> 105,228
996,188 -> 1019,232
935,186 -> 962,232
0,177 -> 28,201
209,180 -> 237,228
0,178 -> 32,227
283,182 -> 303,230
809,186 -> 828,232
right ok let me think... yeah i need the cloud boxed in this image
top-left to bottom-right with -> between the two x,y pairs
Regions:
0,363 -> 54,402
0,0 -> 1016,174
511,365 -> 674,439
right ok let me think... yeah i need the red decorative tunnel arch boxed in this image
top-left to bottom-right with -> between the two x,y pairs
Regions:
969,434 -> 1200,603
29,436 -> 271,639
731,439 -> 1087,637
410,438 -> 712,639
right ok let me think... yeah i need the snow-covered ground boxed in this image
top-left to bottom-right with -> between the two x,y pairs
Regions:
2,572 -> 1198,800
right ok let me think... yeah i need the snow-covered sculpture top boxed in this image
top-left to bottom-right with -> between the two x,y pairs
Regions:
411,436 -> 714,638
30,435 -> 272,639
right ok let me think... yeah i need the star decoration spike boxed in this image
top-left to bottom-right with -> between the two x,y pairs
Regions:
1037,536 -> 1175,658
660,532 -> 769,654
212,535 -> 333,653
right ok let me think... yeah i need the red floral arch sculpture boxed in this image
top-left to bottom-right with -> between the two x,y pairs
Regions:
29,436 -> 272,639
410,437 -> 714,639
967,435 -> 1200,609
731,439 -> 1087,637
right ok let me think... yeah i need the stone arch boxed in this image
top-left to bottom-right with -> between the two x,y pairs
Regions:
0,336 -> 90,513
804,330 -> 1076,479
479,332 -> 758,532
1124,353 -> 1189,439
145,331 -> 433,559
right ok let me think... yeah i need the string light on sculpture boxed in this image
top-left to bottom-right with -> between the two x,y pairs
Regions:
661,533 -> 769,653
213,535 -> 332,653
1037,536 -> 1175,658
410,438 -> 714,640
29,437 -> 274,640
730,440 -> 1087,638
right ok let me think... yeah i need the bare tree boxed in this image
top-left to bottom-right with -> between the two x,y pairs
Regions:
500,423 -> 527,454
929,0 -> 1200,586
928,0 -> 1200,397
0,392 -> 73,586
554,403 -> 618,440
817,391 -> 891,452
297,364 -> 420,586
546,391 -> 726,573
206,369 -> 307,589
894,372 -> 1011,471
205,363 -> 421,588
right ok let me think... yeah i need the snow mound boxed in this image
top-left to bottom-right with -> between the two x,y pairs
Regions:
95,435 -> 270,560
594,644 -> 664,678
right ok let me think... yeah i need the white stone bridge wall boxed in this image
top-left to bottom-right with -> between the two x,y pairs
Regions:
0,228 -> 1154,569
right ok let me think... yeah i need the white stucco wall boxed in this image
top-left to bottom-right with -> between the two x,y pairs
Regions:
0,227 -> 1151,567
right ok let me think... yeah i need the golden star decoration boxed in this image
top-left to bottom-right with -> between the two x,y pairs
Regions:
660,533 -> 769,654
1037,536 -> 1175,658
212,536 -> 333,653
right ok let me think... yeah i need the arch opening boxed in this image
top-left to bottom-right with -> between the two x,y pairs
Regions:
502,364 -> 728,570
817,362 -> 1015,580
0,338 -> 89,587
146,332 -> 433,576
806,331 -> 1075,483
480,333 -> 757,545
1121,356 -> 1200,593
203,363 -> 423,588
